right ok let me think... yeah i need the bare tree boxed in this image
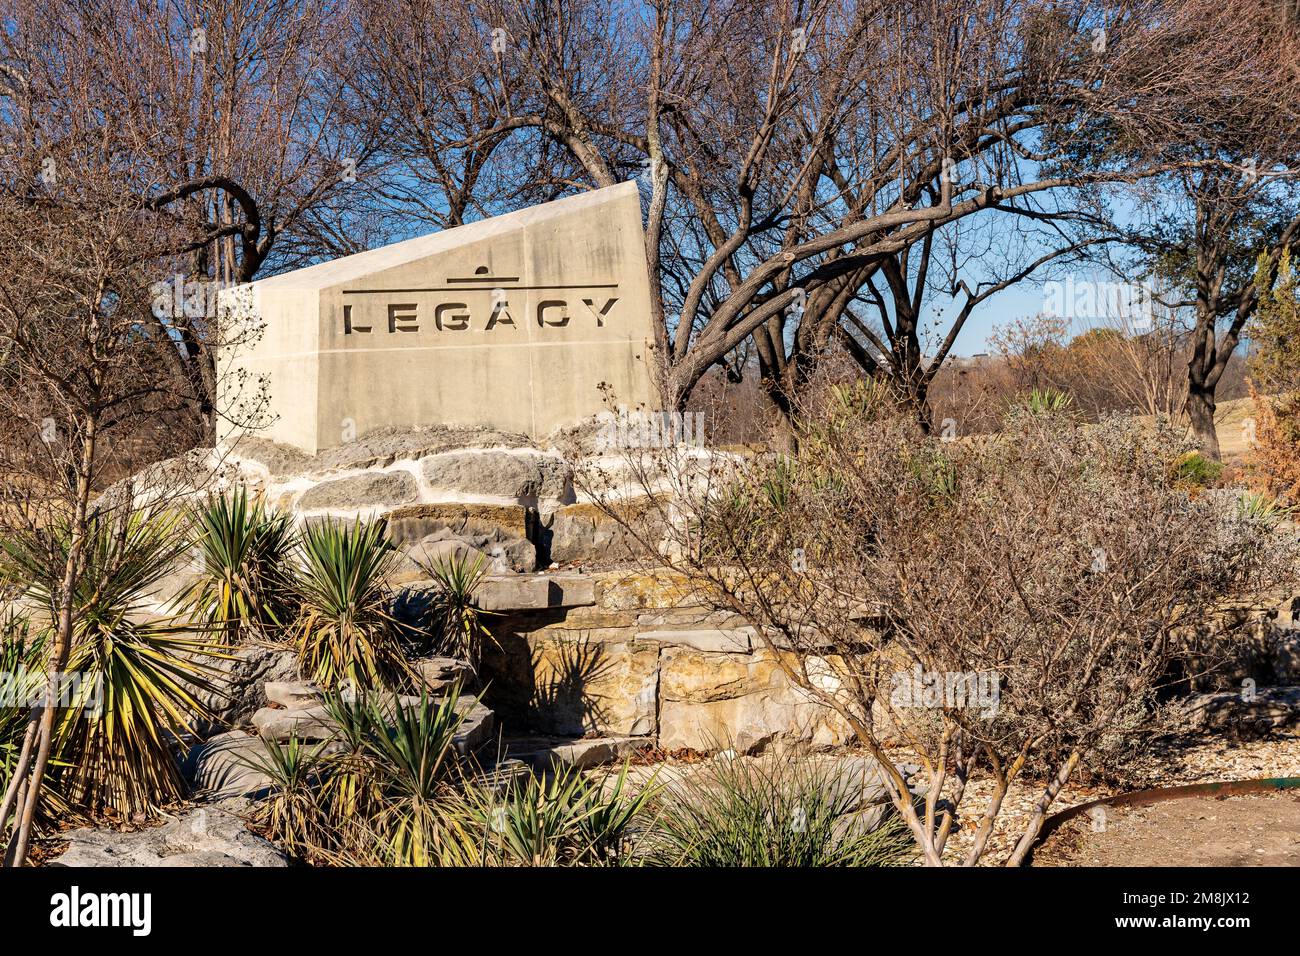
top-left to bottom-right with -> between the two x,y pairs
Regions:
1139,167 -> 1300,459
0,157 -> 220,864
354,0 -> 1297,441
0,0 -> 374,442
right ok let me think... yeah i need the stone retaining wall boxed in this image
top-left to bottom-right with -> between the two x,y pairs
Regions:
186,437 -> 651,573
477,570 -> 853,753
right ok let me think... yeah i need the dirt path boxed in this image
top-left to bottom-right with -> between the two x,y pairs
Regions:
1034,791 -> 1300,866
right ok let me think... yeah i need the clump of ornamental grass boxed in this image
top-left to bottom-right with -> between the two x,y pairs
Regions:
644,755 -> 914,867
246,686 -> 470,866
447,761 -> 655,867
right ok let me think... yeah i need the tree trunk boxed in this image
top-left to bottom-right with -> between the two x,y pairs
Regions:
2,419 -> 97,867
1186,380 -> 1221,460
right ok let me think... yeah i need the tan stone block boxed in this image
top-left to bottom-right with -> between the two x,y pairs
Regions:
593,569 -> 695,611
480,631 -> 660,738
527,638 -> 660,737
658,692 -> 853,754
658,646 -> 853,753
385,502 -> 535,544
545,606 -> 636,630
659,647 -> 778,703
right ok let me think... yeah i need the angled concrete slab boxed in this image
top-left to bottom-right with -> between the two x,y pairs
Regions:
219,181 -> 659,453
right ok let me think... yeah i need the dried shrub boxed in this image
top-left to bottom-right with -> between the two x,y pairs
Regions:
595,397 -> 1297,865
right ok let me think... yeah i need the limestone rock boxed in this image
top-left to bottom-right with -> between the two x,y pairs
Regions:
251,689 -> 496,755
473,573 -> 597,611
387,502 -> 536,544
264,681 -> 322,709
420,449 -> 573,502
544,502 -> 643,564
483,634 -> 659,737
639,628 -> 753,653
1180,686 -> 1300,738
418,531 -> 535,575
504,734 -> 652,771
593,569 -> 693,611
815,754 -> 890,811
198,645 -> 301,732
252,704 -> 337,741
657,646 -> 853,753
183,731 -> 275,800
452,695 -> 497,755
51,807 -> 288,867
412,656 -> 478,692
296,470 -> 420,512
226,426 -> 537,480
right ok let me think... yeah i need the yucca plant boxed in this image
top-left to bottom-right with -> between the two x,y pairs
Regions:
181,488 -> 296,643
1236,490 -> 1296,525
418,551 -> 495,669
906,447 -> 960,508
0,614 -> 73,828
457,764 -> 597,866
360,688 -> 469,866
644,756 -> 914,867
289,517 -> 412,691
312,689 -> 390,840
759,456 -> 798,511
1,509 -> 224,819
1018,387 -> 1075,416
572,762 -> 659,865
0,614 -> 43,785
827,377 -> 895,423
243,734 -> 329,858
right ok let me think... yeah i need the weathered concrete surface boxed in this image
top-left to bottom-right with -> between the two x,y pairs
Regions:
218,182 -> 658,453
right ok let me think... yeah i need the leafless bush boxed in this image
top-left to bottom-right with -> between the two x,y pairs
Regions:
587,394 -> 1296,865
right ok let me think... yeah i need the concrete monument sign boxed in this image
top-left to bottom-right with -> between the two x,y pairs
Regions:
219,181 -> 658,454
